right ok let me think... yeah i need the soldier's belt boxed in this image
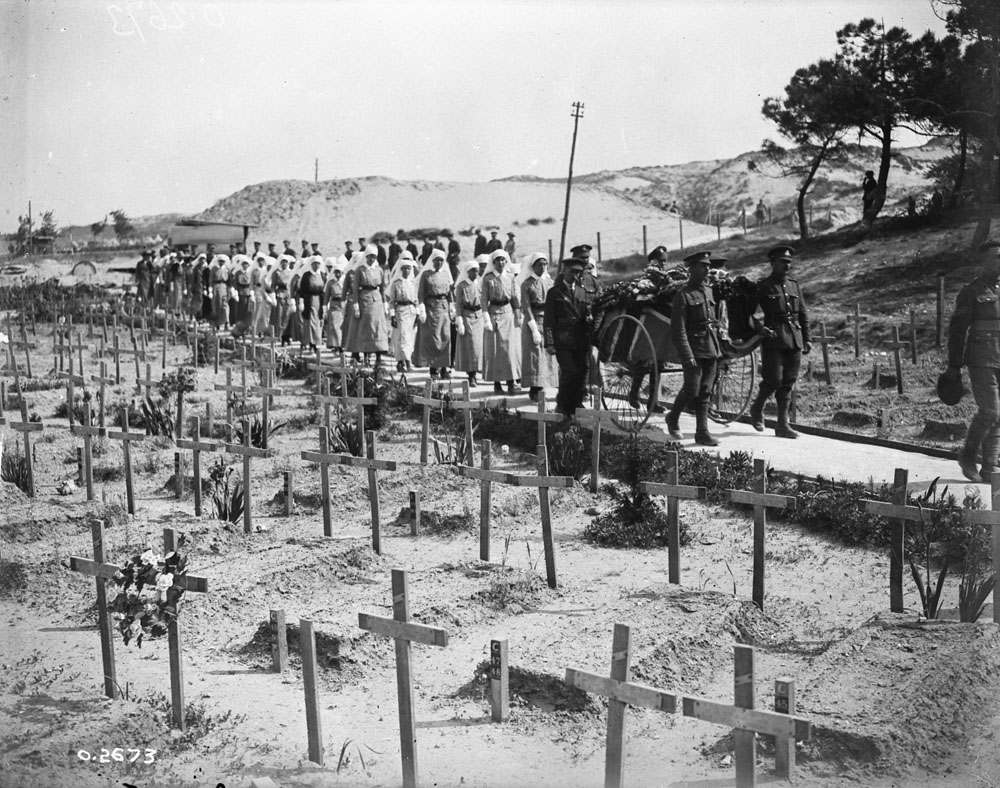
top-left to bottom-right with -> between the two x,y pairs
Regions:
971,320 -> 1000,331
765,316 -> 799,325
490,298 -> 510,306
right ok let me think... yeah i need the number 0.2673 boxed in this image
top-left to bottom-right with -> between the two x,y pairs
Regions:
77,747 -> 157,764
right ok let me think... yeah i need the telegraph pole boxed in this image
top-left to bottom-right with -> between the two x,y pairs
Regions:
315,158 -> 319,183
558,101 -> 584,270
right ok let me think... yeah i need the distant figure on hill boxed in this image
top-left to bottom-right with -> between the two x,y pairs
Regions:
405,236 -> 419,261
474,229 -> 487,257
342,240 -> 354,261
668,201 -> 680,216
504,232 -> 516,260
929,189 -> 944,220
862,170 -> 877,214
755,199 -> 767,228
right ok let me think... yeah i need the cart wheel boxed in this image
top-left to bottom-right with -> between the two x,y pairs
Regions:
596,314 -> 659,432
708,351 -> 757,424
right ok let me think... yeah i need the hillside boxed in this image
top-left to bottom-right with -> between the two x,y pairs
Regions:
187,138 -> 951,262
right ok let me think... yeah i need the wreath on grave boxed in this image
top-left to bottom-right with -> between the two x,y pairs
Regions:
108,548 -> 188,647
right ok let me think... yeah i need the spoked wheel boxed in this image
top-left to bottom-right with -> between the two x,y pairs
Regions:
596,314 -> 659,432
708,349 -> 757,424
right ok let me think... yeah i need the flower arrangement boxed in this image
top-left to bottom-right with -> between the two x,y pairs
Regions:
109,548 -> 188,647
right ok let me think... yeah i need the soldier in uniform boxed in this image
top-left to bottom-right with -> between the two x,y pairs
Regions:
665,251 -> 724,445
747,245 -> 811,438
944,241 -> 1000,482
544,259 -> 590,417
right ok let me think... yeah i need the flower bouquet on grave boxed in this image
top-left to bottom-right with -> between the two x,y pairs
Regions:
109,548 -> 188,647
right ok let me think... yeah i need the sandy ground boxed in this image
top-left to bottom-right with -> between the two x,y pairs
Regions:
1,317 -> 999,788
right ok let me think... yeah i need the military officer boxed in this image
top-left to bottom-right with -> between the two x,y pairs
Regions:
665,251 -> 724,445
944,241 -> 1000,482
748,245 -> 811,438
544,258 -> 590,418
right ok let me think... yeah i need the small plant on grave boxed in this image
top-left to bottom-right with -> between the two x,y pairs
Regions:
905,477 -> 969,620
140,395 -> 174,438
209,457 -> 244,524
480,535 -> 546,611
955,488 -> 997,623
584,435 -> 691,549
330,417 -> 364,457
272,348 -> 312,380
547,424 -> 589,480
431,433 -> 467,466
342,367 -> 390,431
108,545 -> 189,647
190,333 -> 215,367
1,440 -> 32,494
156,367 -> 196,399
230,415 -> 287,450
53,388 -> 95,424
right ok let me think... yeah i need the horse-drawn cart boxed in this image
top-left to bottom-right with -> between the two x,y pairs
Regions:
592,298 -> 759,432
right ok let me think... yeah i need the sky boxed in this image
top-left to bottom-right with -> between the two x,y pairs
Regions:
1,0 -> 951,229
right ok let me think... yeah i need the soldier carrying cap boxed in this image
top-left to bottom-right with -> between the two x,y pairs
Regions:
664,250 -> 725,445
944,240 -> 1000,482
544,258 -> 591,418
747,245 -> 811,438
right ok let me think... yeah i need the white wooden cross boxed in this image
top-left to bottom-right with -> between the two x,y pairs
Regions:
70,525 -> 209,729
961,471 -> 1000,625
638,449 -> 706,584
358,569 -> 449,788
71,401 -> 105,501
725,458 -> 797,611
567,629 -> 811,788
861,468 -> 915,613
90,361 -> 116,433
9,397 -> 43,497
176,416 -> 218,517
223,418 -> 270,534
107,409 -> 146,515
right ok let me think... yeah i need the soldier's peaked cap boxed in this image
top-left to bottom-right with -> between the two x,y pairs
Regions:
569,244 -> 593,255
561,258 -> 585,271
683,251 -> 712,266
768,245 -> 796,261
647,246 -> 669,262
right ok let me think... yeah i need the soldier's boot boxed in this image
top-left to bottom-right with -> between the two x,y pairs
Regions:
694,400 -> 719,446
494,381 -> 504,394
627,374 -> 645,409
507,380 -> 520,396
774,390 -> 799,439
748,385 -> 770,432
980,428 -> 1000,483
665,393 -> 689,441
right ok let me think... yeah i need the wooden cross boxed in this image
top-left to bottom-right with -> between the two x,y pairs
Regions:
456,439 -> 509,561
638,450 -> 707,584
575,396 -> 624,494
70,526 -> 209,730
161,313 -> 169,369
55,364 -> 85,427
255,345 -> 280,408
516,392 -> 564,451
961,471 -> 1000,625
337,371 -> 377,450
307,430 -> 396,553
412,381 -> 479,466
10,328 -> 36,378
71,331 -> 87,376
458,444 -> 571,587
300,617 -> 324,764
214,368 -> 244,440
108,334 -> 127,384
309,347 -> 344,390
176,416 -> 218,517
127,335 -> 147,382
223,418 -> 269,534
861,468 -> 921,613
107,409 -> 146,515
725,458 -> 797,611
135,361 -> 157,400
300,426 -> 336,536
885,326 -> 910,395
90,361 -> 115,433
71,401 -> 105,501
566,632 -> 811,788
813,322 -> 833,384
9,398 -> 42,497
908,309 -> 919,364
358,569 -> 449,788
53,327 -> 73,373
249,368 -> 282,450
315,377 -> 340,430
